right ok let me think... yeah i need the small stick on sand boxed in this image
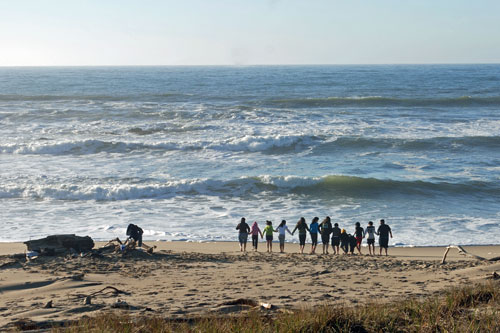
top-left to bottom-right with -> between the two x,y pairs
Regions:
442,245 -> 500,264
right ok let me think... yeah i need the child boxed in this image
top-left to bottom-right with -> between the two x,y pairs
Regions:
275,220 -> 293,253
339,229 -> 349,254
309,217 -> 319,254
250,221 -> 263,251
262,220 -> 276,253
292,217 -> 310,254
365,221 -> 376,256
331,222 -> 341,255
354,222 -> 365,255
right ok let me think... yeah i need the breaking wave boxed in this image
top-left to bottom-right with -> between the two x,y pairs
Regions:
3,135 -> 499,156
0,135 -> 320,155
1,175 -> 498,201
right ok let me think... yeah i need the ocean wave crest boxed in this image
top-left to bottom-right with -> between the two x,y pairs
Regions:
0,134 -> 320,155
267,96 -> 500,108
1,175 -> 498,201
0,178 -> 270,200
0,140 -> 182,155
0,93 -> 189,102
313,136 -> 500,153
209,134 -> 319,153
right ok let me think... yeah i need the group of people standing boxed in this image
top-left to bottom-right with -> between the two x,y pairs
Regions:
236,217 -> 393,256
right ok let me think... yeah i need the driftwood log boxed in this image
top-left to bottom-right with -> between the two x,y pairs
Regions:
88,286 -> 130,297
442,245 -> 500,264
24,234 -> 94,254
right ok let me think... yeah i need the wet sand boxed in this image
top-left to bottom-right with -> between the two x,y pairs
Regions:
1,241 -> 499,330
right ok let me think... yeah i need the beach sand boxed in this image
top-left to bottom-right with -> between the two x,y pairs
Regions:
1,241 -> 499,330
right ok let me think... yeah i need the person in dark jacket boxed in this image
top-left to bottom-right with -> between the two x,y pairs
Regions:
348,234 -> 357,254
353,222 -> 365,255
339,229 -> 349,254
236,217 -> 251,252
126,223 -> 143,247
377,219 -> 393,256
331,222 -> 341,255
318,216 -> 332,254
292,217 -> 310,254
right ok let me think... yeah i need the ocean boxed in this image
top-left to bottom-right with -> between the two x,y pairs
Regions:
1,65 -> 499,246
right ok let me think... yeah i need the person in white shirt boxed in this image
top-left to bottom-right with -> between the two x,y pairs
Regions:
275,220 -> 293,253
365,221 -> 376,256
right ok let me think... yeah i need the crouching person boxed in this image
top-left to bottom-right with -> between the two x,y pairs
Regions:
126,223 -> 144,247
125,223 -> 155,253
340,229 -> 349,254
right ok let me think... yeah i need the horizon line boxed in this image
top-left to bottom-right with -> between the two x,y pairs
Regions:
1,62 -> 500,68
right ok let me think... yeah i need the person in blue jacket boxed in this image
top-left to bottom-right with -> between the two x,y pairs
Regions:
309,217 -> 319,254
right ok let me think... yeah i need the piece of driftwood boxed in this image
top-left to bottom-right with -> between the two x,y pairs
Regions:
442,245 -> 500,264
88,286 -> 131,297
24,234 -> 94,254
102,237 -> 156,255
74,286 -> 130,303
220,298 -> 259,307
218,298 -> 276,310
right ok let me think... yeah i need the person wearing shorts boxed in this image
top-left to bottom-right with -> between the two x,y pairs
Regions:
236,217 -> 250,252
365,221 -> 376,256
262,220 -> 276,253
353,222 -> 365,255
377,219 -> 393,256
292,217 -> 310,254
319,216 -> 332,254
309,217 -> 319,254
331,222 -> 341,254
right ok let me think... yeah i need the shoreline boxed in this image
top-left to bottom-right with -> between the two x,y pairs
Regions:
1,240 -> 499,257
1,241 -> 499,329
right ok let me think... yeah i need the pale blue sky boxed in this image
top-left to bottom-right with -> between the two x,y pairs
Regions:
1,0 -> 499,66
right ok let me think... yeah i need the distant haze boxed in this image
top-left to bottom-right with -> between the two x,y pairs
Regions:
1,0 -> 500,66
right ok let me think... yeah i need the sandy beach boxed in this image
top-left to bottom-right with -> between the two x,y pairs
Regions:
1,241 -> 499,330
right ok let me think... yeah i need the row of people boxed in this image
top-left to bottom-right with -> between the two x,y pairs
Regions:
236,217 -> 393,255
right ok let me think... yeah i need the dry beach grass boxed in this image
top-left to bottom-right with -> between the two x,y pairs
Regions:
55,281 -> 500,332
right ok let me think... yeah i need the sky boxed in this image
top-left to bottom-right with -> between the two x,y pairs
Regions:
1,0 -> 500,66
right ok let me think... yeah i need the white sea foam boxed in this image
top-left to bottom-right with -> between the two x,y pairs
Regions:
0,134 -> 320,156
259,175 -> 322,188
0,140 -> 181,155
210,134 -> 317,152
3,118 -> 500,157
